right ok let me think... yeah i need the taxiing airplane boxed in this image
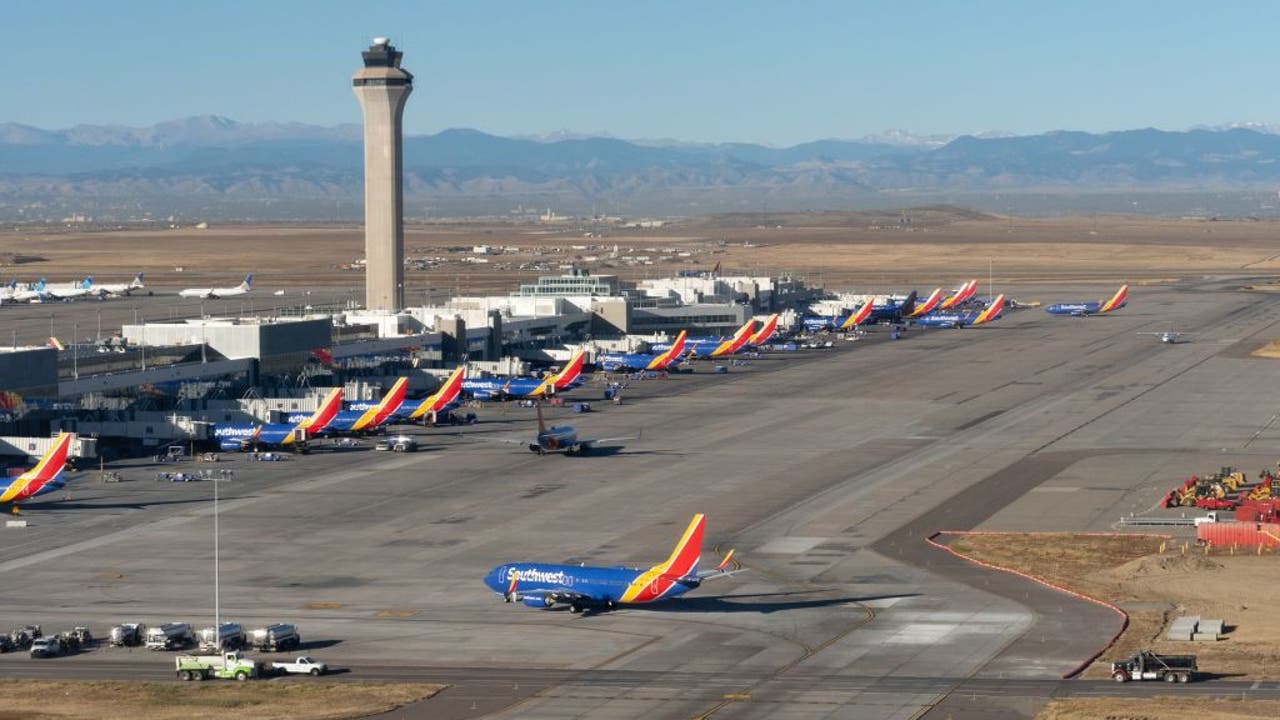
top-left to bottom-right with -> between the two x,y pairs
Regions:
521,401 -> 635,456
1044,285 -> 1128,317
1138,330 -> 1187,344
912,294 -> 1007,328
938,280 -> 978,310
600,331 -> 687,373
90,272 -> 146,297
215,387 -> 344,451
179,274 -> 254,300
0,433 -> 75,509
483,513 -> 740,612
463,349 -> 586,400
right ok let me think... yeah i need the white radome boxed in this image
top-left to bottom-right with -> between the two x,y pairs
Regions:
373,37 -> 389,46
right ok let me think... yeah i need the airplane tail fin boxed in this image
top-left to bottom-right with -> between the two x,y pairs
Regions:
908,288 -> 944,318
132,272 -> 145,287
48,337 -> 65,351
82,276 -> 93,289
3,433 -> 73,503
972,294 -> 1006,325
749,314 -> 779,346
535,401 -> 548,435
298,387 -> 344,431
898,290 -> 918,317
843,300 -> 874,329
552,349 -> 585,390
1100,284 -> 1129,313
411,365 -> 466,419
654,513 -> 705,579
241,274 -> 254,290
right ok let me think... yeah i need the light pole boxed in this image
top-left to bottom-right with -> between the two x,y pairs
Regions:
72,322 -> 78,379
96,310 -> 102,342
214,471 -> 220,633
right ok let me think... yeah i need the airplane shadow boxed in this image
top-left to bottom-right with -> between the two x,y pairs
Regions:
295,638 -> 342,651
19,497 -> 219,511
610,591 -> 921,615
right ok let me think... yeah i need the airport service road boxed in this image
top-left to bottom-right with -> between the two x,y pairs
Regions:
1,280 -> 1277,720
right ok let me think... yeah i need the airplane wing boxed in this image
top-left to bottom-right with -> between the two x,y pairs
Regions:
579,431 -> 641,448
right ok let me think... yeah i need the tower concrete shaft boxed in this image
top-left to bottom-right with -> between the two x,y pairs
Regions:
352,38 -> 413,312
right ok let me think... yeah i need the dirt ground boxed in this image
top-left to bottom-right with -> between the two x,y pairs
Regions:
3,209 -> 1280,293
947,533 -> 1280,680
1036,698 -> 1280,720
0,679 -> 442,720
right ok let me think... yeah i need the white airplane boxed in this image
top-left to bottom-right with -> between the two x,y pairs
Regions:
11,279 -> 49,303
90,272 -> 146,297
180,274 -> 253,299
44,277 -> 95,301
1138,330 -> 1187,344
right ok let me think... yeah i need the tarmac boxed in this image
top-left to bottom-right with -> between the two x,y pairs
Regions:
1,278 -> 1279,719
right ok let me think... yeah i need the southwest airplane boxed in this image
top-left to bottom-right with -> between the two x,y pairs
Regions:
672,319 -> 757,358
483,513 -> 739,612
463,349 -> 585,400
316,377 -> 409,434
90,272 -> 146,297
179,274 -> 254,299
1045,285 -> 1129,316
746,313 -> 781,347
599,330 -> 687,373
346,365 -> 467,422
938,280 -> 979,310
520,402 -> 635,456
905,288 -> 945,318
215,387 -> 344,451
912,294 -> 1006,328
801,297 -> 878,332
0,433 -> 74,509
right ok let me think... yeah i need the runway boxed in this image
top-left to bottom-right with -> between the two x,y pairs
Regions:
1,279 -> 1278,719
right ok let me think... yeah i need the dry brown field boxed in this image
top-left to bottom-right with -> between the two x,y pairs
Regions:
2,209 -> 1278,294
1037,698 -> 1280,720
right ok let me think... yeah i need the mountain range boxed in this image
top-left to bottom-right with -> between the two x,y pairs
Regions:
4,116 -> 1280,220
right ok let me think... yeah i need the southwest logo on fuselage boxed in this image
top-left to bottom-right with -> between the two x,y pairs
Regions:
913,294 -> 1006,328
0,433 -> 74,506
1045,285 -> 1129,317
216,387 -> 344,451
483,513 -> 739,612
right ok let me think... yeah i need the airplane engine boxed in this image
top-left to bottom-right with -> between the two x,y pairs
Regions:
522,595 -> 554,609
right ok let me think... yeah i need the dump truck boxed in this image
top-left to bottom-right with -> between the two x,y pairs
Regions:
1111,650 -> 1197,683
249,623 -> 301,652
197,622 -> 245,651
145,622 -> 194,651
174,651 -> 260,681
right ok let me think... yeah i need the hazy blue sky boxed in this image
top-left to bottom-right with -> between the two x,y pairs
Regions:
4,1 -> 1278,145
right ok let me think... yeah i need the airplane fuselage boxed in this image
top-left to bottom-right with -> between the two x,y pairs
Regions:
483,562 -> 700,607
532,425 -> 579,454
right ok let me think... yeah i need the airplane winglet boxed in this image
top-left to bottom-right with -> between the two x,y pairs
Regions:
715,548 -> 736,572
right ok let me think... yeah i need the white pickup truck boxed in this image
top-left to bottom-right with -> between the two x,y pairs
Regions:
269,656 -> 328,676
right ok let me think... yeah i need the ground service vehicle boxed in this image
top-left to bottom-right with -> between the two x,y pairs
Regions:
10,625 -> 41,649
145,622 -> 194,650
197,622 -> 245,651
29,637 -> 64,658
1111,651 -> 1197,683
249,623 -> 300,652
174,651 -> 260,681
270,656 -> 328,676
110,623 -> 143,647
68,627 -> 93,647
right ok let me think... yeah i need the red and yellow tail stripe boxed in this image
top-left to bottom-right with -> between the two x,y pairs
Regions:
971,294 -> 1006,325
552,349 -> 585,390
940,280 -> 977,310
749,314 -> 779,346
297,388 -> 344,431
620,514 -> 705,603
648,331 -> 687,370
350,377 -> 409,431
839,300 -> 874,330
710,320 -> 756,357
0,433 -> 72,504
410,365 -> 467,420
907,288 -> 944,318
1099,284 -> 1129,314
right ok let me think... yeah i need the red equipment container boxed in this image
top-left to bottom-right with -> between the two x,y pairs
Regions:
1197,521 -> 1280,548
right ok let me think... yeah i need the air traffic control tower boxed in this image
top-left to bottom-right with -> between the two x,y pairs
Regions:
353,37 -> 413,312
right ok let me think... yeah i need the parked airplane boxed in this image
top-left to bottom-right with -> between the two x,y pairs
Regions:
463,349 -> 586,400
90,272 -> 147,297
317,378 -> 409,434
746,314 -> 781,347
802,294 -> 896,332
0,433 -> 74,509
600,331 -> 687,373
912,294 -> 1007,328
1045,285 -> 1129,317
10,279 -> 48,303
346,365 -> 467,422
683,319 -> 758,357
179,274 -> 254,300
483,513 -> 740,612
214,387 -> 344,452
938,280 -> 978,310
43,277 -> 95,301
905,288 -> 945,318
